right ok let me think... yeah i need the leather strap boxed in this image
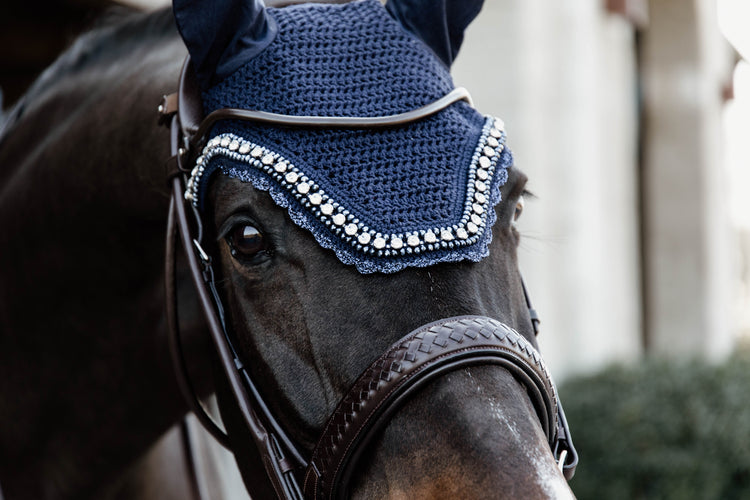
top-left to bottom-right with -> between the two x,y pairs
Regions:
190,87 -> 472,146
177,60 -> 204,139
168,173 -> 305,499
303,316 -> 560,500
166,187 -> 232,449
162,59 -> 307,499
162,59 -> 473,165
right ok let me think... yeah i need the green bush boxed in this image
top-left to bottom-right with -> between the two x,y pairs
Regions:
559,350 -> 750,500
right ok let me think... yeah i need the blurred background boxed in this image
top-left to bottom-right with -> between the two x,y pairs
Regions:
2,0 -> 748,498
455,0 -> 749,377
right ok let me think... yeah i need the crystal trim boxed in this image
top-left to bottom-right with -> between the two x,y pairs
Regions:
185,116 -> 506,258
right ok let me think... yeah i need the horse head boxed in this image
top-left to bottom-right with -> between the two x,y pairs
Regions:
0,0 -> 576,497
165,0 -> 577,498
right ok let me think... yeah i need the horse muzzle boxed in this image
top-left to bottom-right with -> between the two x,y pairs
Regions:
303,315 -> 578,500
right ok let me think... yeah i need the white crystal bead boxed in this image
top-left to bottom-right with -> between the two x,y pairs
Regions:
309,193 -> 323,205
407,234 -> 420,247
479,156 -> 491,169
475,180 -> 487,192
475,192 -> 486,204
467,222 -> 479,234
274,162 -> 288,173
358,233 -> 371,245
345,223 -> 358,236
441,229 -> 454,241
424,231 -> 437,243
391,237 -> 403,250
487,136 -> 499,148
297,182 -> 310,194
373,237 -> 386,250
490,128 -> 502,138
229,140 -> 239,151
285,172 -> 299,183
456,228 -> 468,240
220,137 -> 231,147
473,203 -> 485,214
332,213 -> 346,226
483,146 -> 496,157
262,154 -> 275,165
251,147 -> 263,158
471,214 -> 482,225
321,203 -> 334,215
477,169 -> 488,181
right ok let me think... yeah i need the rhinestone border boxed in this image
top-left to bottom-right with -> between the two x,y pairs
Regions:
185,116 -> 506,258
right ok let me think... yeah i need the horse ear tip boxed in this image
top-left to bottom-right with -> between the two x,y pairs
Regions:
171,0 -> 276,90
387,0 -> 484,68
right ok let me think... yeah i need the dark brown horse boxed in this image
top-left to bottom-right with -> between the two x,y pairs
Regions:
0,1 -> 575,498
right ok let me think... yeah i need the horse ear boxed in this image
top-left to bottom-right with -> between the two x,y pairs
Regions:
172,0 -> 277,90
385,0 -> 484,67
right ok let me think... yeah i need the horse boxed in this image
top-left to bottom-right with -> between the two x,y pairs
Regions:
0,0 -> 576,498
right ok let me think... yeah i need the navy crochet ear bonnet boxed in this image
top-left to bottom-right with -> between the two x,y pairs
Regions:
185,0 -> 512,274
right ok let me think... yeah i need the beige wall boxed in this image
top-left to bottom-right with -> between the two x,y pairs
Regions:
640,0 -> 735,359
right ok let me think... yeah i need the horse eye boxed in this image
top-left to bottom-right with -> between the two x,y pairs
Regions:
227,224 -> 266,258
513,196 -> 525,222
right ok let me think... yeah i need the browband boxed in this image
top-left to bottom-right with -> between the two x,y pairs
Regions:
193,87 -> 472,141
160,60 -> 473,169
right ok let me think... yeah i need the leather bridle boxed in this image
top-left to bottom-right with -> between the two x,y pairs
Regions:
161,58 -> 577,500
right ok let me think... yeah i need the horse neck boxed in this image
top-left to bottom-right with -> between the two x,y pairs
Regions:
0,25 -> 205,498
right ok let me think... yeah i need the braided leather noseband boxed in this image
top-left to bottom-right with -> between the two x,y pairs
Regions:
304,316 -> 563,499
161,58 -> 577,500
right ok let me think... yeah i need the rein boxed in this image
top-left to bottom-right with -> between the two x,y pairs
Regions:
161,57 -> 577,500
